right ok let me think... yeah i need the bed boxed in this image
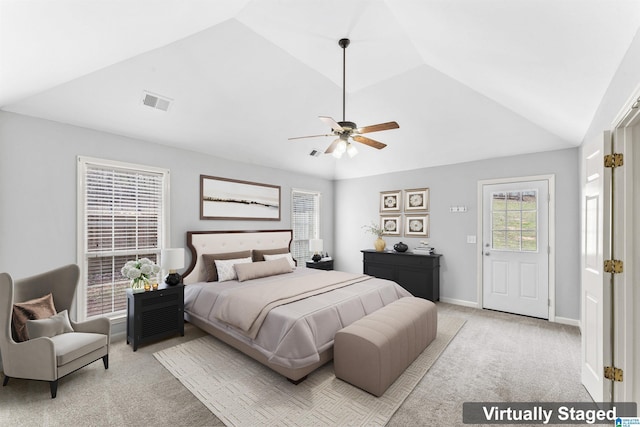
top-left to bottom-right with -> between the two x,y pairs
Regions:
181,229 -> 411,382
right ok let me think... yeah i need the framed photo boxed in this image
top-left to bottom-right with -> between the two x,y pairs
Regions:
380,190 -> 402,212
404,188 -> 429,211
200,175 -> 280,220
380,215 -> 402,236
405,214 -> 429,237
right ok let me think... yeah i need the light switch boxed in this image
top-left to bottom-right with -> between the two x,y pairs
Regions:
467,235 -> 476,244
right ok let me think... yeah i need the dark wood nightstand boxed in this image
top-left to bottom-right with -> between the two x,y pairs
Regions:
126,284 -> 184,351
306,259 -> 334,271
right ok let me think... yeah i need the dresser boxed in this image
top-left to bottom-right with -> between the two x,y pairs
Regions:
126,284 -> 184,351
361,250 -> 442,301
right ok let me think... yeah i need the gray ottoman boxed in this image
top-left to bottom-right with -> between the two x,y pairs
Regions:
333,297 -> 437,397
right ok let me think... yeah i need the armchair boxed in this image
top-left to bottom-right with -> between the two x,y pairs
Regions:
0,264 -> 110,398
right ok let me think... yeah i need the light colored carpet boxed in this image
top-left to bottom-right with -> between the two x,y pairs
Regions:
0,303 -> 591,426
153,315 -> 465,427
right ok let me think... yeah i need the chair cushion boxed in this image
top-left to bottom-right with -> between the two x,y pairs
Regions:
12,293 -> 56,342
26,309 -> 74,339
50,332 -> 108,366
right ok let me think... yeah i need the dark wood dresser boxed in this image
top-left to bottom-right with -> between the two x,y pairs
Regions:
361,250 -> 442,301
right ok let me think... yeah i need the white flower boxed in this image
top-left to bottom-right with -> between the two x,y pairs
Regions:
121,257 -> 159,283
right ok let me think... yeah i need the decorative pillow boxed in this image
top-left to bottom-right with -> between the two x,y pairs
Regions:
252,247 -> 289,262
263,253 -> 296,269
235,258 -> 293,282
12,293 -> 57,342
26,309 -> 74,339
202,250 -> 251,282
214,257 -> 253,282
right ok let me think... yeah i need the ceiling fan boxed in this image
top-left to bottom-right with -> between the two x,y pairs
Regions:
289,38 -> 399,158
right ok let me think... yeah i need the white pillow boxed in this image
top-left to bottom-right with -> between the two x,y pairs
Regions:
263,253 -> 296,269
26,309 -> 74,339
214,257 -> 253,282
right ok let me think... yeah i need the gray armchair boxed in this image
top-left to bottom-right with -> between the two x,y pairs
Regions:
0,264 -> 110,398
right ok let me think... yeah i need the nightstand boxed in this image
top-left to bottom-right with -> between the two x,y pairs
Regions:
126,284 -> 184,351
306,259 -> 334,271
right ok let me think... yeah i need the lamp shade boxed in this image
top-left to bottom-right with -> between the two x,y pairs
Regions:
161,248 -> 185,270
309,239 -> 323,253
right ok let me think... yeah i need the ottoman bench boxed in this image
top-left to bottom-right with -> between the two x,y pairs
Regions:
333,297 -> 437,396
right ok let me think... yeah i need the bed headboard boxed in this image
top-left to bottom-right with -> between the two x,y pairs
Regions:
182,229 -> 293,285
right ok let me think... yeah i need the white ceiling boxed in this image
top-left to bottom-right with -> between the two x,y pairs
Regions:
2,0 -> 640,179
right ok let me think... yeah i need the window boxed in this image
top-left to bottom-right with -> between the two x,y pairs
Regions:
491,190 -> 537,252
77,157 -> 169,319
291,189 -> 321,262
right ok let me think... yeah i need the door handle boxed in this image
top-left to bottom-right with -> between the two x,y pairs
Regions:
484,252 -> 491,256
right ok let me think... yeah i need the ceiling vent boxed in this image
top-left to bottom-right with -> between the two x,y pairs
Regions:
142,91 -> 172,112
309,149 -> 321,157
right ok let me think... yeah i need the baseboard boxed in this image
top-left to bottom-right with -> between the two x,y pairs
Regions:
553,316 -> 580,328
439,297 -> 479,308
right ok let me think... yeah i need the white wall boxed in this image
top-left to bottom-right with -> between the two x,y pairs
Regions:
0,112 -> 334,278
334,148 -> 580,320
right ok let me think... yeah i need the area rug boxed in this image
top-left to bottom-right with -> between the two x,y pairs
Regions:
154,314 -> 465,427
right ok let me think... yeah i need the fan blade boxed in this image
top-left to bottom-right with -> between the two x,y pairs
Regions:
288,133 -> 332,140
319,116 -> 344,131
324,138 -> 341,154
357,121 -> 399,134
352,135 -> 387,150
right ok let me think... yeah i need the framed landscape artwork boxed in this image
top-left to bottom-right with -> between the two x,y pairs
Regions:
200,175 -> 281,220
405,214 -> 429,237
380,190 -> 402,212
404,188 -> 429,211
380,215 -> 402,236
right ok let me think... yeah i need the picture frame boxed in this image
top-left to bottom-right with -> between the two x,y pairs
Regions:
380,215 -> 402,236
380,190 -> 402,212
405,214 -> 430,237
200,175 -> 281,220
404,188 -> 429,211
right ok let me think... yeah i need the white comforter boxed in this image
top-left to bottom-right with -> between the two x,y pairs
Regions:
184,268 -> 411,369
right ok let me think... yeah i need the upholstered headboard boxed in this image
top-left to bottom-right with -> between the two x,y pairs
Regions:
182,229 -> 293,285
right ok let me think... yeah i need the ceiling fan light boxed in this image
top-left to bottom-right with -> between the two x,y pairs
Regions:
335,139 -> 347,154
332,149 -> 344,159
346,143 -> 358,158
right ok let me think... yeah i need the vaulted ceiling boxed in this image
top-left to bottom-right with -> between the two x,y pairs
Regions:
2,1 -> 640,179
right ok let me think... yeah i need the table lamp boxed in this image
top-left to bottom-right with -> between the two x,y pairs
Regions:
162,248 -> 184,286
309,239 -> 323,262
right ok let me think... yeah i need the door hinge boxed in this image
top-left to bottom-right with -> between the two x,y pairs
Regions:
604,153 -> 624,168
604,259 -> 624,274
604,366 -> 623,382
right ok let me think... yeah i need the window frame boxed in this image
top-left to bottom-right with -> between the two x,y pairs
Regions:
76,156 -> 170,321
290,188 -> 321,262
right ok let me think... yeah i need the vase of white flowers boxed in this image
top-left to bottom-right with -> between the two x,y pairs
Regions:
121,258 -> 160,292
362,222 -> 386,252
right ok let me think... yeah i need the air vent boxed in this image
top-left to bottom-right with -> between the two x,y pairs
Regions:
309,149 -> 321,157
142,91 -> 172,112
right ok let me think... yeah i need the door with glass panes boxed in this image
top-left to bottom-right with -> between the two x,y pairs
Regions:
482,180 -> 549,318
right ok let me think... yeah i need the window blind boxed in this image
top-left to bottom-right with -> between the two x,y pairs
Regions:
291,189 -> 320,262
80,159 -> 167,318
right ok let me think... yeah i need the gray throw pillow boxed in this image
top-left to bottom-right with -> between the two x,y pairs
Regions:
26,309 -> 74,339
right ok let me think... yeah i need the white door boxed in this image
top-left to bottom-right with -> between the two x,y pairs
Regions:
482,180 -> 549,318
580,132 -> 609,402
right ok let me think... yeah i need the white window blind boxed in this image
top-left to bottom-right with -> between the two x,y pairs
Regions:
291,189 -> 321,262
78,157 -> 168,319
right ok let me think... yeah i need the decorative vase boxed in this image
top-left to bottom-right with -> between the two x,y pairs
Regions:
130,277 -> 148,293
393,241 -> 408,252
374,237 -> 386,252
